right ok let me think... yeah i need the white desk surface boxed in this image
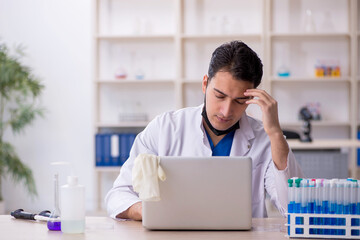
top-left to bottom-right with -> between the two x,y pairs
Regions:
0,215 -> 296,240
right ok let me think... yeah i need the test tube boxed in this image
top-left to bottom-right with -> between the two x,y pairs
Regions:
322,180 -> 330,214
308,179 -> 315,214
336,180 -> 344,215
343,180 -> 351,215
329,179 -> 338,229
315,179 -> 323,214
294,178 -> 302,226
294,178 -> 302,214
301,179 -> 308,213
288,179 -> 294,214
350,180 -> 357,215
315,179 -> 323,232
287,178 -> 294,235
330,179 -> 338,214
336,180 -> 345,227
357,181 -> 360,215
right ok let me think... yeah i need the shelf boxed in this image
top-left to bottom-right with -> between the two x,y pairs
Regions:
96,122 -> 148,128
271,76 -> 351,83
281,121 -> 351,127
92,0 -> 360,211
182,79 -> 202,84
288,139 -> 360,150
270,32 -> 350,39
96,79 -> 175,84
96,34 -> 175,41
95,166 -> 121,172
181,34 -> 261,40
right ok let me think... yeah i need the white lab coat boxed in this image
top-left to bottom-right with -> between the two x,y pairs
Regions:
105,105 -> 304,219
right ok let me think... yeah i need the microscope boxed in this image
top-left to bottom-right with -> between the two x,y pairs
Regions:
299,107 -> 313,142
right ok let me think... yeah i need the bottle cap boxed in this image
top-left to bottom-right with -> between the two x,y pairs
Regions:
323,179 -> 330,187
67,176 -> 78,186
288,179 -> 293,187
330,179 -> 337,187
336,180 -> 344,187
300,179 -> 308,187
295,178 -> 302,187
309,180 -> 315,187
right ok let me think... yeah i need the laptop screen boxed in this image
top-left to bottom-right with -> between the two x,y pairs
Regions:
142,156 -> 252,230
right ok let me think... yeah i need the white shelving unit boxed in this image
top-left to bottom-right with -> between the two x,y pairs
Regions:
93,0 -> 360,211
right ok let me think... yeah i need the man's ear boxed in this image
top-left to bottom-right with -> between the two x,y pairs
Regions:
202,75 -> 208,94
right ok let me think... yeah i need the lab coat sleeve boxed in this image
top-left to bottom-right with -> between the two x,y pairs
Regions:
104,117 -> 160,219
264,149 -> 304,217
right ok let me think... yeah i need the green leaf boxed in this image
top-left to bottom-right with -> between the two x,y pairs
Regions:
9,105 -> 44,134
0,142 -> 37,199
0,42 -> 44,200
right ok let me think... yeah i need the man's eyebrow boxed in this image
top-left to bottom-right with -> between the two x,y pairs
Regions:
213,88 -> 251,100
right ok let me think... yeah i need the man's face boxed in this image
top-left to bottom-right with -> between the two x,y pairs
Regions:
202,71 -> 254,131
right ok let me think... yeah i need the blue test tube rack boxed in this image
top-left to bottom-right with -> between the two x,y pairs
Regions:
286,212 -> 360,239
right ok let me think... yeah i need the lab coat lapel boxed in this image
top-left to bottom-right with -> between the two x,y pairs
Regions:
196,104 -> 213,156
230,113 -> 255,156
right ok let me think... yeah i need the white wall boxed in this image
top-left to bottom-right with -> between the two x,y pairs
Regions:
0,0 -> 94,213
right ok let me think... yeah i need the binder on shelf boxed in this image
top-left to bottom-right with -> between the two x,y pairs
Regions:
119,134 -> 129,165
95,133 -> 138,167
103,134 -> 111,166
110,134 -> 120,166
123,133 -> 136,165
95,134 -> 103,166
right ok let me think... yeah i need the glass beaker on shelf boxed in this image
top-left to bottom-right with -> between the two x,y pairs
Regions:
304,9 -> 316,33
114,67 -> 127,80
135,68 -> 145,80
277,64 -> 290,77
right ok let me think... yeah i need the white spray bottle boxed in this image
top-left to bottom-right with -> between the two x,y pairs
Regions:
58,162 -> 85,234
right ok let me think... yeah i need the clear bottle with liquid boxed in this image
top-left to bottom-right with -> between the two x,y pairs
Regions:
47,173 -> 61,231
60,176 -> 85,233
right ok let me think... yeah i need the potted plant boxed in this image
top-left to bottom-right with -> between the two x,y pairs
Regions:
0,43 -> 45,213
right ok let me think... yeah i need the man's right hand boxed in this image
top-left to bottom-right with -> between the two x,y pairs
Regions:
116,202 -> 142,221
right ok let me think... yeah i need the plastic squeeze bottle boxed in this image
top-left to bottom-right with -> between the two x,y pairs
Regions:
60,176 -> 85,233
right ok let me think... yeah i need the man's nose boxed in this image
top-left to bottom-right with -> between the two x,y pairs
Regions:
221,100 -> 233,117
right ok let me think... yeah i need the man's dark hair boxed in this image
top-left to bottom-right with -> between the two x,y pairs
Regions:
207,41 -> 263,88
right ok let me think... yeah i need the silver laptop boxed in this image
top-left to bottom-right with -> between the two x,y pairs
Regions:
142,156 -> 252,230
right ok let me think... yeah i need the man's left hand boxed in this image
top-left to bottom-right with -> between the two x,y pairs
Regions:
244,89 -> 282,137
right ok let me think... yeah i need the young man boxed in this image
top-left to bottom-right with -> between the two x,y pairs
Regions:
105,41 -> 303,220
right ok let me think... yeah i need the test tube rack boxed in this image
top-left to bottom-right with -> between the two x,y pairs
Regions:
286,213 -> 360,239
